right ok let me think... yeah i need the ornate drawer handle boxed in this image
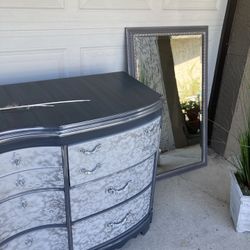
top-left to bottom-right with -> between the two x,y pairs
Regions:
143,145 -> 152,152
144,126 -> 155,136
16,176 -> 26,187
106,180 -> 132,194
21,199 -> 28,209
80,163 -> 102,175
11,154 -> 22,166
79,144 -> 101,155
25,237 -> 33,247
106,211 -> 132,230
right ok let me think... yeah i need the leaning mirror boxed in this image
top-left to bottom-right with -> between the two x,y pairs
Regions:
126,26 -> 208,178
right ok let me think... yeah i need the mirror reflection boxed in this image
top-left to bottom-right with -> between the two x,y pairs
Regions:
127,30 -> 205,175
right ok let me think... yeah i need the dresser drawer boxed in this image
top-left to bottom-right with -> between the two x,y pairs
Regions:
0,168 -> 64,201
0,228 -> 68,250
0,147 -> 62,177
72,187 -> 151,250
68,117 -> 161,186
0,191 -> 66,242
70,155 -> 155,221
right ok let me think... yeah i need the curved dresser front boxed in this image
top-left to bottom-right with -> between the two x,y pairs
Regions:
0,72 -> 162,250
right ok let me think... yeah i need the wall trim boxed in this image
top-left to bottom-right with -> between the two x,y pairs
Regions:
0,0 -> 64,9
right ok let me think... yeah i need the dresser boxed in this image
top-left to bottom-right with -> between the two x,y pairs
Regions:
0,72 -> 162,250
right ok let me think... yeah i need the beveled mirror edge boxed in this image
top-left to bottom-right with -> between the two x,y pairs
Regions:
125,26 -> 208,179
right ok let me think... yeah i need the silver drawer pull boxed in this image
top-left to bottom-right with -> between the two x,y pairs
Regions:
144,122 -> 159,136
25,237 -> 33,247
106,211 -> 132,230
79,144 -> 101,155
21,199 -> 28,209
80,163 -> 102,175
11,154 -> 22,166
143,145 -> 152,152
106,180 -> 132,194
16,176 -> 26,187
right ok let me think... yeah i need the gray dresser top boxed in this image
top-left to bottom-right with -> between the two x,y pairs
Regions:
0,72 -> 161,134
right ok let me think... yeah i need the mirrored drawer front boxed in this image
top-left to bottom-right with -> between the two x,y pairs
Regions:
69,117 -> 161,186
0,147 -> 62,177
72,187 -> 151,250
0,228 -> 68,250
71,155 -> 155,221
0,168 -> 64,201
0,191 -> 66,242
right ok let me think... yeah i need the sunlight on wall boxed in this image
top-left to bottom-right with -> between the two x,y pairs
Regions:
171,36 -> 202,103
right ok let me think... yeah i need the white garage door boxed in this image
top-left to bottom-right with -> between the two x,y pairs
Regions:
0,0 -> 228,98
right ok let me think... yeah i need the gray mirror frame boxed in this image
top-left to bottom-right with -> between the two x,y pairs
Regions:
125,26 -> 208,179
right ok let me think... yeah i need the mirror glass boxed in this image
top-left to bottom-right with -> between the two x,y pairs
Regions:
126,27 -> 207,177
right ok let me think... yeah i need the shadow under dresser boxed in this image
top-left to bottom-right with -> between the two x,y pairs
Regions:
0,72 -> 162,250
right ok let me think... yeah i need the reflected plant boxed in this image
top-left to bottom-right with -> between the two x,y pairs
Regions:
181,100 -> 200,112
181,100 -> 200,134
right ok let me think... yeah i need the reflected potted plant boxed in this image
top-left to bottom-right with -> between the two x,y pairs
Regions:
230,127 -> 250,232
181,100 -> 200,134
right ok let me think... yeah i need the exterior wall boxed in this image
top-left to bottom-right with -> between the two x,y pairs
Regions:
0,0 -> 228,99
210,0 -> 250,155
225,47 -> 250,158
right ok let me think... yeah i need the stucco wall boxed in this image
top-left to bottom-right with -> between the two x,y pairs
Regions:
225,46 -> 250,158
210,0 -> 250,155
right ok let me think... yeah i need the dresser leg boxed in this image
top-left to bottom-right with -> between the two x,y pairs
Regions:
140,223 -> 150,236
141,211 -> 153,236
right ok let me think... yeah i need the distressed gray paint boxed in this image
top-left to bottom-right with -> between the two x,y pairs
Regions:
0,72 -> 162,249
0,117 -> 161,249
